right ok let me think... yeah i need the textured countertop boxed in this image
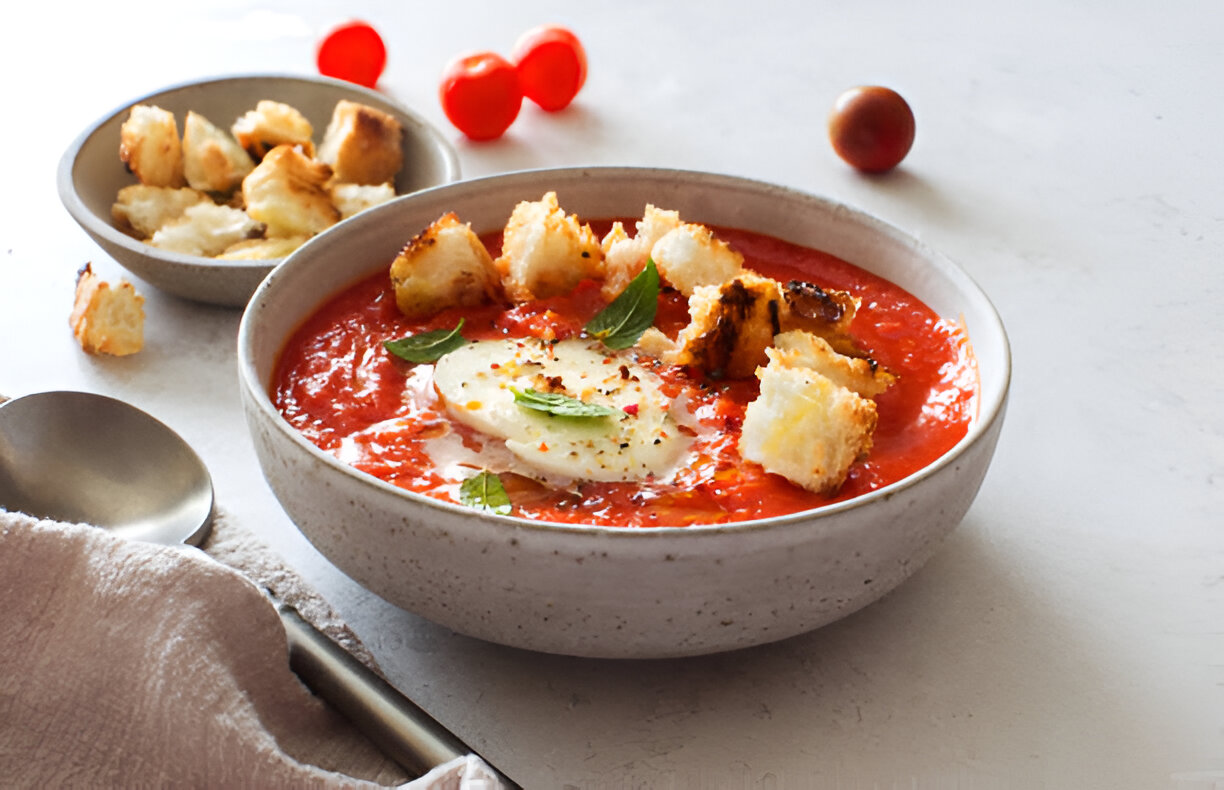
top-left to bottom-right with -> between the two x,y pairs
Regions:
2,2 -> 1220,787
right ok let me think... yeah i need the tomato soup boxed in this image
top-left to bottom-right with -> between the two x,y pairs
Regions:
272,224 -> 977,527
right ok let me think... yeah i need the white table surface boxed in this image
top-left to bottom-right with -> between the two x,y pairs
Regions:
3,2 -> 1221,787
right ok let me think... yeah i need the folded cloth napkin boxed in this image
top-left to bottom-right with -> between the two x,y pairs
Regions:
0,509 -> 504,789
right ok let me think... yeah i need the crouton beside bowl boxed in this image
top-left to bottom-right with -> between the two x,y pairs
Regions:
58,74 -> 460,308
237,167 -> 1011,658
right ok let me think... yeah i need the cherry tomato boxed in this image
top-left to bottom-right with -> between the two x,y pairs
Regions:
316,21 -> 387,89
439,52 -> 523,140
828,86 -> 916,173
511,25 -> 587,111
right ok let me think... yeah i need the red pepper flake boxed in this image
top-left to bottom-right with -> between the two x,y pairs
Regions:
490,363 -> 500,369
623,403 -> 639,416
538,441 -> 549,452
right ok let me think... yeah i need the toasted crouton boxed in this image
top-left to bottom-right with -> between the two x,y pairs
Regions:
669,271 -> 786,379
148,202 -> 263,257
216,236 -> 308,260
316,100 -> 404,186
600,204 -> 681,300
230,100 -> 315,160
111,185 -> 210,239
329,182 -> 396,219
738,353 -> 878,495
770,330 -> 895,397
241,145 -> 338,238
119,105 -> 184,188
182,111 -> 255,193
390,212 -> 502,318
650,222 -> 744,296
779,279 -> 864,357
494,192 -> 602,302
635,327 -> 679,360
70,264 -> 144,356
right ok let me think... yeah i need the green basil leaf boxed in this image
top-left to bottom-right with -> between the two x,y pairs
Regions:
511,387 -> 618,418
459,470 -> 512,515
384,319 -> 467,363
584,258 -> 659,350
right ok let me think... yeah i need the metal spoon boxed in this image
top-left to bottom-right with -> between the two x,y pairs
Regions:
0,390 -> 518,788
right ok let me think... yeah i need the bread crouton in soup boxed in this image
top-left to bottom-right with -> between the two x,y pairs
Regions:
494,192 -> 602,302
739,349 -> 879,495
600,204 -> 681,301
390,212 -> 502,318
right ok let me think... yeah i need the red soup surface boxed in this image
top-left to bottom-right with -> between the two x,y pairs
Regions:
273,223 -> 978,527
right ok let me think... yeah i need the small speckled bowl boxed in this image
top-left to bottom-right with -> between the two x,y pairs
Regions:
58,73 -> 459,308
238,167 -> 1011,659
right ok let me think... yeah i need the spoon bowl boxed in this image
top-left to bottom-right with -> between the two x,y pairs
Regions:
0,391 -> 213,546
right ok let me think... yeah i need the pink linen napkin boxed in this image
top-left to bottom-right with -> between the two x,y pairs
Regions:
0,509 -> 503,789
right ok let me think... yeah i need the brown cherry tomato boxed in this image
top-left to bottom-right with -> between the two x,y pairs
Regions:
828,86 -> 916,173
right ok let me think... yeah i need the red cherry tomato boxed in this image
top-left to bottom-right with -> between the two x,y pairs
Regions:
439,51 -> 523,140
828,86 -> 916,173
511,25 -> 587,111
316,21 -> 387,89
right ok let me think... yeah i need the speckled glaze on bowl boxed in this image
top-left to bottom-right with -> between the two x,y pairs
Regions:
238,167 -> 1010,659
58,73 -> 459,308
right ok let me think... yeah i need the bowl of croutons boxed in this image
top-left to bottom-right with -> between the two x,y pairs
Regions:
237,166 -> 1011,658
58,74 -> 460,308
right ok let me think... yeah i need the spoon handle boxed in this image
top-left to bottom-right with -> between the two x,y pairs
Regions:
276,602 -> 521,789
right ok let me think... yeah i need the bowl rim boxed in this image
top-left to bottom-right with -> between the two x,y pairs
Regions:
238,165 -> 1011,540
56,71 -> 461,273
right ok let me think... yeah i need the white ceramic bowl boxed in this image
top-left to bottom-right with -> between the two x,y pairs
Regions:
58,73 -> 459,308
238,167 -> 1010,659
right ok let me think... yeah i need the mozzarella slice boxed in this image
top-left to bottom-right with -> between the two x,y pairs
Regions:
432,338 -> 690,482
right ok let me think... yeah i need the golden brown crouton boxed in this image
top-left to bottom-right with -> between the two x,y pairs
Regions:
230,100 -> 315,160
779,279 -> 864,356
119,105 -> 185,188
316,100 -> 404,186
70,264 -> 145,356
111,185 -> 210,239
216,236 -> 309,260
329,182 -> 396,219
770,330 -> 895,398
147,202 -> 263,257
650,222 -> 744,296
241,145 -> 338,238
390,212 -> 502,318
182,111 -> 255,193
600,204 -> 681,300
494,192 -> 602,302
669,271 -> 787,379
738,349 -> 878,495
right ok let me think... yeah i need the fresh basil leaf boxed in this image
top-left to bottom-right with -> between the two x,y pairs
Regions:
584,258 -> 659,350
511,387 -> 617,418
384,319 -> 467,363
459,471 -> 512,515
